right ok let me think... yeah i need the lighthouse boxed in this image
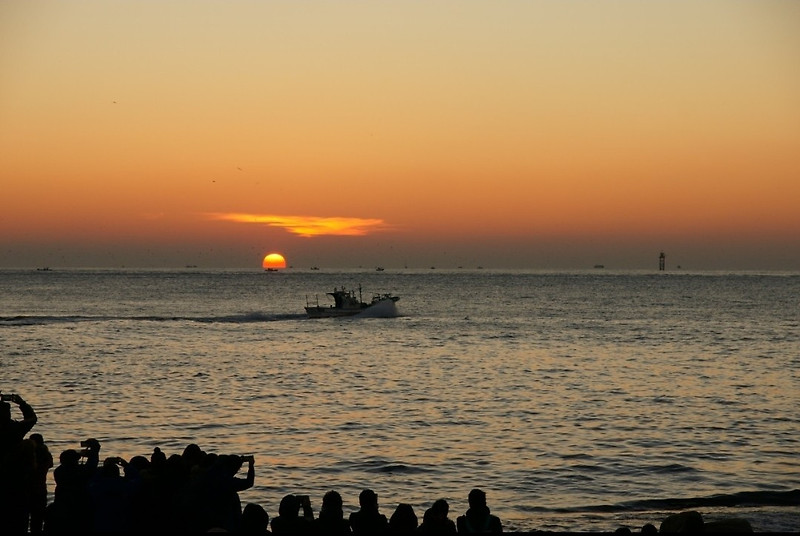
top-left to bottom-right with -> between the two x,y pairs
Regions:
659,251 -> 665,271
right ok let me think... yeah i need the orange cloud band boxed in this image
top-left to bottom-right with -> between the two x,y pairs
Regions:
209,213 -> 387,237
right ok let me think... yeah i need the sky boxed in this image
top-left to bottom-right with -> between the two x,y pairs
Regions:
2,1 -> 799,270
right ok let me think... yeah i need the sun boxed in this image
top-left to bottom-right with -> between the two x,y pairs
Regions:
262,252 -> 287,270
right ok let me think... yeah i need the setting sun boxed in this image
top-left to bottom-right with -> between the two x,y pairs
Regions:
262,253 -> 287,270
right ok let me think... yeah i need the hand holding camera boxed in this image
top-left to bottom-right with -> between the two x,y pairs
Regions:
79,438 -> 101,457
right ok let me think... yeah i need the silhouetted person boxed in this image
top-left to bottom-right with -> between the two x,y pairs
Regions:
388,502 -> 418,534
29,433 -> 53,534
239,502 -> 271,534
3,437 -> 37,532
182,442 -> 206,470
349,488 -> 389,535
139,451 -> 190,531
0,393 -> 37,459
456,489 -> 502,533
271,494 -> 314,534
204,454 -> 256,532
419,499 -> 456,535
0,393 -> 38,533
89,455 -> 138,531
314,490 -> 351,535
47,438 -> 101,532
150,445 -> 167,467
178,448 -> 220,531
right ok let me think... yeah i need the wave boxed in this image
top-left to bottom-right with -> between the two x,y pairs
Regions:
0,312 -> 307,326
354,300 -> 400,318
322,457 -> 437,476
530,489 -> 800,514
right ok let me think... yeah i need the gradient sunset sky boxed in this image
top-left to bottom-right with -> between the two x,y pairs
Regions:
2,1 -> 798,270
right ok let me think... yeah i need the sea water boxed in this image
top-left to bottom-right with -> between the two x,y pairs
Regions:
1,268 -> 798,532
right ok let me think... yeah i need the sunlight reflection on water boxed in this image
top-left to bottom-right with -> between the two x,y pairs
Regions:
2,270 -> 798,531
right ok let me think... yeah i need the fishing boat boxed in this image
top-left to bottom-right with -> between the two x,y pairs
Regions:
305,285 -> 400,318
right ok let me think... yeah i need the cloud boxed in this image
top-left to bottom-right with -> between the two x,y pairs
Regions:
208,213 -> 388,237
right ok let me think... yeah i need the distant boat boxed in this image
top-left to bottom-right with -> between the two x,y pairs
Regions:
375,267 -> 385,271
310,266 -> 320,271
594,264 -> 605,269
305,285 -> 399,319
264,268 -> 279,272
36,267 -> 52,272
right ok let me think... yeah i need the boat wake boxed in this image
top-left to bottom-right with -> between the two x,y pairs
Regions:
354,300 -> 400,318
0,312 -> 307,326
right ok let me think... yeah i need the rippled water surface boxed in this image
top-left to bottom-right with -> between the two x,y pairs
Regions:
2,269 -> 799,532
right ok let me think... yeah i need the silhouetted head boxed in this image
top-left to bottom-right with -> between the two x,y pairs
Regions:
59,449 -> 81,466
390,503 -> 418,531
641,523 -> 658,535
217,454 -> 243,476
151,446 -> 167,466
30,433 -> 44,446
468,488 -> 487,509
431,498 -> 449,517
321,489 -> 344,517
359,488 -> 379,511
128,455 -> 150,474
278,494 -> 300,519
101,457 -> 121,478
241,503 -> 269,531
182,443 -> 204,467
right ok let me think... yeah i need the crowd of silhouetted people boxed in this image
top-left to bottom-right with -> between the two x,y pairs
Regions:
1,393 -> 751,534
1,392 -> 508,534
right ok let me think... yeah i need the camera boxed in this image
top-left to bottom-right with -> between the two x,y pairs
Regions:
241,455 -> 255,464
0,393 -> 14,402
80,438 -> 100,451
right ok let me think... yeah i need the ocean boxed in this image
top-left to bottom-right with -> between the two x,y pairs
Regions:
1,268 -> 798,532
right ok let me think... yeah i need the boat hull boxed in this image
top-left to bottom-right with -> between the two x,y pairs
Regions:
305,297 -> 399,319
304,307 -> 364,319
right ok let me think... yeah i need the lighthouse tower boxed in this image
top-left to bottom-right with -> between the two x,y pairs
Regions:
659,251 -> 666,271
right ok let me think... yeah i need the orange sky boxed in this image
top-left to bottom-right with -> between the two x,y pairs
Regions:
2,1 -> 799,270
